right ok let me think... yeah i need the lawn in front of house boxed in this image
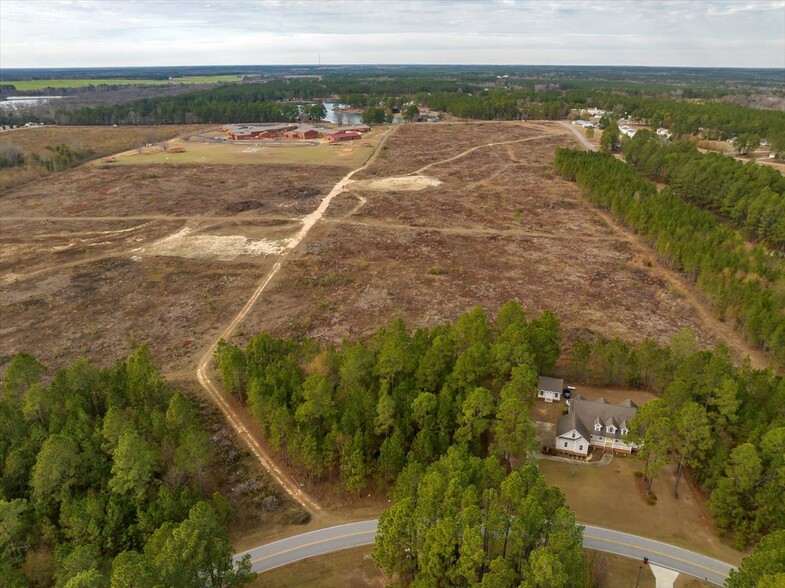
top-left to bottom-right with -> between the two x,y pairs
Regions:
538,457 -> 744,565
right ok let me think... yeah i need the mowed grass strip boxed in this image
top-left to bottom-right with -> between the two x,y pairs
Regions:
1,75 -> 243,90
248,547 -> 385,588
105,129 -> 389,168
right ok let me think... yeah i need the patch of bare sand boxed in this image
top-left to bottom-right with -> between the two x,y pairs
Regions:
353,175 -> 442,191
138,227 -> 288,261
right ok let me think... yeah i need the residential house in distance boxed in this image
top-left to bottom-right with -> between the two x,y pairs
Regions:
555,395 -> 639,457
538,376 -> 563,402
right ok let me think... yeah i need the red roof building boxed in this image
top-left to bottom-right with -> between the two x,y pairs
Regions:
326,131 -> 361,143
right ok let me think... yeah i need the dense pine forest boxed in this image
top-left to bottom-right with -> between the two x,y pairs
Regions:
215,304 -> 559,493
216,303 -> 784,550
0,348 -> 252,587
554,149 -> 785,364
622,132 -> 785,247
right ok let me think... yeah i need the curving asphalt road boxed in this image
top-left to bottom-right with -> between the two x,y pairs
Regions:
234,520 -> 736,586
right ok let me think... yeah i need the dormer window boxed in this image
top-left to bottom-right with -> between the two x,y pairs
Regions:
594,424 -> 602,432
621,427 -> 629,435
607,426 -> 617,434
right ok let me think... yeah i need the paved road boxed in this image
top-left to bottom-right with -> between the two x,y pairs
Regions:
583,524 -> 735,586
560,120 -> 598,151
233,520 -> 378,573
233,520 -> 736,586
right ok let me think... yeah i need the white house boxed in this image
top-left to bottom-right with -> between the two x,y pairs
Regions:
538,376 -> 563,403
555,395 -> 639,457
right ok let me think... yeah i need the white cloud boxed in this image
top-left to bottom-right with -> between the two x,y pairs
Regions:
1,0 -> 783,68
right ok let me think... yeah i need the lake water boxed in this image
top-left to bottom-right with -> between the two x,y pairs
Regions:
321,101 -> 403,124
0,96 -> 63,110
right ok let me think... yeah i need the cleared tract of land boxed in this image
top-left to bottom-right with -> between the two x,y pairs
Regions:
236,122 -> 721,357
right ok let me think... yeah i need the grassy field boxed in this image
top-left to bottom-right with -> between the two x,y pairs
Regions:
249,547 -> 385,588
538,457 -> 743,565
104,128 -> 390,168
0,125 -> 211,191
1,75 -> 243,91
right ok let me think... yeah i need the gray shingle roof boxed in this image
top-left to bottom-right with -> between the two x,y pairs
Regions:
539,376 -> 563,393
557,394 -> 638,442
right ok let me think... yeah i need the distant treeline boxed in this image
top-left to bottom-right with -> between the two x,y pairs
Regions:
622,131 -> 785,247
4,73 -> 783,140
554,149 -> 785,364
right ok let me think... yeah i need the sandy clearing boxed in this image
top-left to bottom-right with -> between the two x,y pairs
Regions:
138,226 -> 289,260
352,175 -> 443,191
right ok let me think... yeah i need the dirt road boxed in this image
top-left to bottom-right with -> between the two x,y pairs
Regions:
194,126 -> 399,519
560,121 -> 770,370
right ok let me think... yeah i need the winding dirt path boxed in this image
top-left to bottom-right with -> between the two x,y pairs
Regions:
194,126 -> 399,518
193,126 -> 575,518
408,131 -> 560,176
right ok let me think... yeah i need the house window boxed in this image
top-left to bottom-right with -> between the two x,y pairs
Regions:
563,442 -> 568,448
572,432 -> 575,438
594,424 -> 602,431
579,445 -> 584,451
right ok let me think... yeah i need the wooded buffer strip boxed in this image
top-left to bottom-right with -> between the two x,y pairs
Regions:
553,149 -> 785,364
214,303 -> 559,495
565,331 -> 785,548
372,447 -> 590,587
0,349 -> 252,587
622,131 -> 785,248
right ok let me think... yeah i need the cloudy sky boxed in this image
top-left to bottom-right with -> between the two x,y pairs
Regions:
1,0 -> 783,69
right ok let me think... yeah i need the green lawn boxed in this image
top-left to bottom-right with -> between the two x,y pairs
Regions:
1,76 -> 243,91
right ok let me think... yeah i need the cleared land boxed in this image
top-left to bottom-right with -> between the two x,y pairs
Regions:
234,122 -> 719,355
0,163 -> 347,372
1,76 -> 243,91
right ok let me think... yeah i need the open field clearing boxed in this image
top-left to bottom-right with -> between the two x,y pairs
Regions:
1,75 -> 243,90
235,122 -> 719,356
0,125 -> 211,190
1,163 -> 342,217
0,163 -> 347,372
103,126 -> 390,168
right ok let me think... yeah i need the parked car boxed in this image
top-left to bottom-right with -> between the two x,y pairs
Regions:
562,386 -> 576,399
